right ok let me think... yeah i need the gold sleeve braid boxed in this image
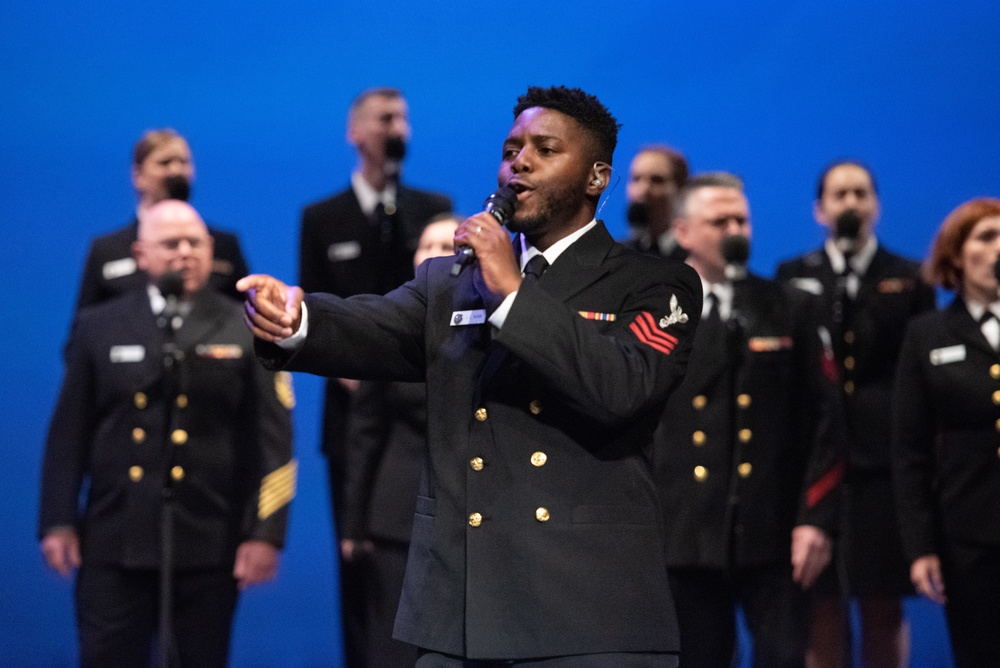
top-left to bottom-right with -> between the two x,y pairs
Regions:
258,460 -> 297,520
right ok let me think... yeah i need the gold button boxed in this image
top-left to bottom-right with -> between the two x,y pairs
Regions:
844,330 -> 855,344
737,394 -> 751,409
738,462 -> 753,478
535,507 -> 550,522
992,364 -> 1000,380
692,430 -> 706,446
738,428 -> 752,443
692,395 -> 707,410
529,399 -> 543,415
132,427 -> 146,444
128,465 -> 144,482
995,418 -> 1000,433
470,457 -> 484,471
993,391 -> 1000,405
475,407 -> 488,422
530,452 -> 547,467
469,512 -> 483,527
176,394 -> 188,408
844,380 -> 855,395
134,392 -> 147,409
844,356 -> 856,370
171,429 -> 188,445
693,466 -> 708,482
171,466 -> 185,481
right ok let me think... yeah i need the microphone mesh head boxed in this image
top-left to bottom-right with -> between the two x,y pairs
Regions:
835,209 -> 862,241
158,270 -> 185,298
626,201 -> 650,228
721,234 -> 750,265
484,186 -> 517,223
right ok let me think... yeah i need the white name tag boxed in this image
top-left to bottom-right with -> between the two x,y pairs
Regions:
102,257 -> 137,280
790,277 -> 824,296
929,344 -> 966,366
450,310 -> 486,326
109,345 -> 145,363
327,241 -> 362,262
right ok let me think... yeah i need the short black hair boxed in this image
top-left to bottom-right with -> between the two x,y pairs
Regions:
513,86 -> 621,164
815,159 -> 878,200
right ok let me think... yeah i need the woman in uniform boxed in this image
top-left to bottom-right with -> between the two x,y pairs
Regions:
893,197 -> 1000,667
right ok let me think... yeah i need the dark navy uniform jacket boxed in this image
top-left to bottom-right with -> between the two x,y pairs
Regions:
260,223 -> 701,660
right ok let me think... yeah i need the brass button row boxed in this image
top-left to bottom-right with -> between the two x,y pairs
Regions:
469,453 -> 548,470
844,356 -> 856,371
992,364 -> 1000,380
738,462 -> 753,478
468,508 -> 552,525
135,392 -> 188,409
128,465 -> 186,482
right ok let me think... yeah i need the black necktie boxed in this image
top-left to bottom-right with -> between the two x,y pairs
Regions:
522,255 -> 549,284
704,291 -> 721,326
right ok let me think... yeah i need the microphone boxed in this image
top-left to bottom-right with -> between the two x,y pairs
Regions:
626,201 -> 650,228
833,209 -> 862,256
722,234 -> 750,282
164,175 -> 191,202
384,136 -> 407,183
158,270 -> 185,332
450,186 -> 518,277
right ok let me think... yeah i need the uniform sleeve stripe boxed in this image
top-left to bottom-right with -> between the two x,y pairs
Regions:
258,460 -> 297,520
635,312 -> 679,346
629,312 -> 678,355
630,321 -> 676,355
806,460 -> 845,509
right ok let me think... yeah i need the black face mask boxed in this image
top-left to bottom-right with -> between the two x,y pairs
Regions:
164,175 -> 191,202
627,201 -> 650,228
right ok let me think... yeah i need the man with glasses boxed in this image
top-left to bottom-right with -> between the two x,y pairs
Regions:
40,199 -> 294,667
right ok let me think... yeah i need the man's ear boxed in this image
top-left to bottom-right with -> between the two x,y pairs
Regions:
132,240 -> 147,271
672,216 -> 691,249
586,162 -> 612,196
813,201 -> 832,228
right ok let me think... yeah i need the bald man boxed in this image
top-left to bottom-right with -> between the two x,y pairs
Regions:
40,200 -> 294,667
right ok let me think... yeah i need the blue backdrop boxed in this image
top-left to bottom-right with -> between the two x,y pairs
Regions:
2,2 -> 997,665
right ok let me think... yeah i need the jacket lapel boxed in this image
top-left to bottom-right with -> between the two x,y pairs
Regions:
945,296 -> 996,356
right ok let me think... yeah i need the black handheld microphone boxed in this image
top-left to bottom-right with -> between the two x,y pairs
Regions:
834,209 -> 862,256
383,136 -> 407,183
164,175 -> 191,202
450,186 -> 518,277
158,270 -> 185,332
626,201 -> 650,228
722,234 -> 750,282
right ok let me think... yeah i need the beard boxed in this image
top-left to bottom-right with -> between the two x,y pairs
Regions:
506,179 -> 583,239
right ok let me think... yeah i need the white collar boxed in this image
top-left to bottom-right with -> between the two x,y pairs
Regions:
518,219 -> 598,272
825,235 -> 878,275
351,171 -> 397,217
966,299 -> 1000,322
698,277 -> 734,320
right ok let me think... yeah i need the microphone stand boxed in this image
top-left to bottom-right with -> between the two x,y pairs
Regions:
158,289 -> 185,668
720,236 -> 750,556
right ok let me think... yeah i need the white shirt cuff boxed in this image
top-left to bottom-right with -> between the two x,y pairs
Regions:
276,301 -> 309,350
487,292 -> 517,330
